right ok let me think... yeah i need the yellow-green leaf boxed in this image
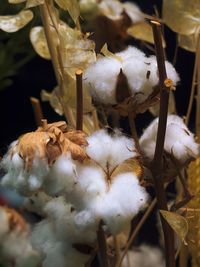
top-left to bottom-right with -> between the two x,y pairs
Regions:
100,43 -> 122,62
160,210 -> 188,245
127,21 -> 166,48
8,0 -> 26,3
163,0 -> 200,35
0,10 -> 33,33
30,26 -> 50,59
26,0 -> 44,8
54,0 -> 80,23
178,33 -> 198,52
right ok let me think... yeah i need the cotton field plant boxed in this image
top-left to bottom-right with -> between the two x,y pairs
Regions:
0,1 -> 200,267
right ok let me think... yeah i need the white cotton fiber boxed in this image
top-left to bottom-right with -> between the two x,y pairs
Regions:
94,172 -> 148,233
43,154 -> 77,196
84,46 -> 179,105
84,56 -> 121,105
86,129 -> 137,172
140,115 -> 200,163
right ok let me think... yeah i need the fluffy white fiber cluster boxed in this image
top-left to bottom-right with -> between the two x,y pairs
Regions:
0,207 -> 39,267
83,46 -> 179,105
1,128 -> 148,267
140,115 -> 200,163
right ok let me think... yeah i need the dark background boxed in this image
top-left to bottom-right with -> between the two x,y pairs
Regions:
0,0 -> 196,155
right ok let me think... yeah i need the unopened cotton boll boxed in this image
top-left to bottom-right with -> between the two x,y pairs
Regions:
86,129 -> 137,172
140,115 -> 200,163
84,46 -> 179,106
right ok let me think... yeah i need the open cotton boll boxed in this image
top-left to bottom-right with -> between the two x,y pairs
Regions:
43,154 -> 77,196
86,129 -> 137,172
24,192 -> 52,216
84,46 -> 179,106
140,115 -> 199,163
122,245 -> 164,267
84,56 -> 121,105
94,172 -> 148,234
44,197 -> 97,244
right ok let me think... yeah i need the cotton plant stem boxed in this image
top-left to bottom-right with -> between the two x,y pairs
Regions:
30,97 -> 44,127
196,37 -> 200,138
75,69 -> 83,130
150,20 -> 175,267
113,235 -> 120,264
128,112 -> 140,151
185,43 -> 199,126
179,244 -> 188,267
92,109 -> 100,131
40,1 -> 75,127
116,198 -> 157,267
97,221 -> 109,267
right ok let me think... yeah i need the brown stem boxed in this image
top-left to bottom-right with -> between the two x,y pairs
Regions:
196,35 -> 200,138
76,69 -> 83,131
97,221 -> 109,267
150,20 -> 175,267
128,112 -> 140,151
116,198 -> 156,267
113,235 -> 120,265
179,244 -> 188,267
30,97 -> 44,127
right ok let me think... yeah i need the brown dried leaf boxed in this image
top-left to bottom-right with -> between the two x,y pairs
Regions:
63,138 -> 88,162
3,207 -> 27,232
54,0 -> 80,23
160,210 -> 188,245
30,26 -> 50,59
115,69 -> 131,103
64,130 -> 88,146
163,0 -> 200,35
26,0 -> 44,8
0,10 -> 33,33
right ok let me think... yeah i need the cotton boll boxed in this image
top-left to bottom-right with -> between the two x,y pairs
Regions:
24,192 -> 52,216
67,163 -> 107,209
140,115 -> 200,163
95,172 -> 148,234
117,46 -> 145,60
122,245 -> 164,267
86,129 -> 137,172
84,56 -> 121,105
44,155 -> 77,196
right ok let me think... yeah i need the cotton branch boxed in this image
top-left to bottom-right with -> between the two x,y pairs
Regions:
150,20 -> 175,267
76,69 -> 83,131
30,97 -> 44,127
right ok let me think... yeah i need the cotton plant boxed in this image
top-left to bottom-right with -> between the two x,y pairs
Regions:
1,120 -> 148,266
83,46 -> 179,116
140,115 -> 200,164
0,206 -> 40,267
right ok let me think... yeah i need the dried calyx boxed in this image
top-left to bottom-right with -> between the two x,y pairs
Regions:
13,120 -> 88,170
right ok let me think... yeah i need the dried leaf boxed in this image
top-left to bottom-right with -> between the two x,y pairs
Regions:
178,33 -> 198,52
0,10 -> 33,33
26,0 -> 44,8
3,206 -> 27,232
160,210 -> 188,245
54,0 -> 80,23
112,158 -> 143,179
8,0 -> 26,3
41,88 -> 63,116
127,21 -> 166,48
30,26 -> 50,59
64,130 -> 88,146
163,0 -> 200,35
100,43 -> 122,61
